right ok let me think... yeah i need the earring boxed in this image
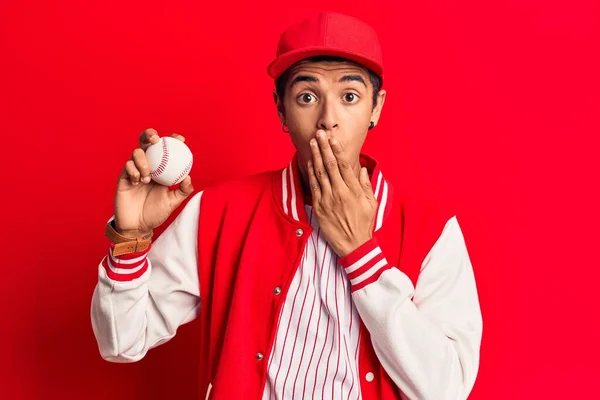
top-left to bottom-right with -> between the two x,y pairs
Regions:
368,121 -> 375,130
281,122 -> 290,133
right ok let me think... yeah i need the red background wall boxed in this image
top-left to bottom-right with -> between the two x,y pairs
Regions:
1,0 -> 598,398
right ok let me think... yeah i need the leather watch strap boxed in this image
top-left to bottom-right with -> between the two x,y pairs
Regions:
105,219 -> 153,257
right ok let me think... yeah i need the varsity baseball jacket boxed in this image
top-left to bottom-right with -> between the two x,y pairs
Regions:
91,153 -> 483,400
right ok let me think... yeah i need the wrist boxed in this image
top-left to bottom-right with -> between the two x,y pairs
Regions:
339,234 -> 373,257
106,218 -> 153,256
113,220 -> 153,239
116,227 -> 153,238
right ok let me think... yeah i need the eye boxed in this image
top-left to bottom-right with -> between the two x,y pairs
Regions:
343,93 -> 359,103
298,93 -> 317,104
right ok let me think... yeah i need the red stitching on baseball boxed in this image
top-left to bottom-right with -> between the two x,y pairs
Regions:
171,158 -> 193,186
151,137 -> 169,178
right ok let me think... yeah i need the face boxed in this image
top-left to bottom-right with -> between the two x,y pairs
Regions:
274,60 -> 386,182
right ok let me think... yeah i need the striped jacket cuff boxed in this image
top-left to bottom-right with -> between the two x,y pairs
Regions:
338,238 -> 392,292
101,243 -> 151,282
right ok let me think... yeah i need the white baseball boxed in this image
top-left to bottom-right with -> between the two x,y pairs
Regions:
145,136 -> 194,186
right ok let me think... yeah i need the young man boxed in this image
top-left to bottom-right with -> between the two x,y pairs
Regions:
91,11 -> 483,400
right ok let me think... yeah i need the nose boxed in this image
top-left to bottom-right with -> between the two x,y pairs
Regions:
317,96 -> 339,132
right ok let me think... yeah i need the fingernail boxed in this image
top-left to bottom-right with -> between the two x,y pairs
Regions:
317,130 -> 324,138
331,139 -> 338,146
142,176 -> 150,183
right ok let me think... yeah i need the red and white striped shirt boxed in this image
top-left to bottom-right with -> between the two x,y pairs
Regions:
263,206 -> 362,400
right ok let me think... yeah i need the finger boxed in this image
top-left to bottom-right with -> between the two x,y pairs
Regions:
132,148 -> 151,183
167,175 -> 194,207
307,160 -> 322,202
139,128 -> 160,151
316,130 -> 345,189
310,136 -> 332,195
171,133 -> 186,142
359,167 -> 376,199
121,160 -> 141,185
329,138 -> 361,192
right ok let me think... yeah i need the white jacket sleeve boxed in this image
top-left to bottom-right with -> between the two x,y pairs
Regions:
339,216 -> 483,400
91,191 -> 203,362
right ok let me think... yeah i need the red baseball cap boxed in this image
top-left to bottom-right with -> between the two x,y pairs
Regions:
267,12 -> 384,82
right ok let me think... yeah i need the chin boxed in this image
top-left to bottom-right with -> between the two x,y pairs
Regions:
296,149 -> 311,165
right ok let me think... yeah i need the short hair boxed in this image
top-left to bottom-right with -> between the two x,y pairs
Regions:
275,56 -> 382,111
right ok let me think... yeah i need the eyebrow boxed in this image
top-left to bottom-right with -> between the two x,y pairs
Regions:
339,75 -> 367,87
290,75 -> 318,88
289,74 -> 368,88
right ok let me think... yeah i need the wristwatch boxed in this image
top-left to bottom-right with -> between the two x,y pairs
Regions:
105,218 -> 153,256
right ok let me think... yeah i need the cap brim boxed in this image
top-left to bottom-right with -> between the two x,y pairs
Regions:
267,46 -> 383,83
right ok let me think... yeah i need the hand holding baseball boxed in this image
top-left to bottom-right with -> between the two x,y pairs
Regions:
114,128 -> 194,236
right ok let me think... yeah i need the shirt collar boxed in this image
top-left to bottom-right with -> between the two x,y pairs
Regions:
273,152 -> 394,232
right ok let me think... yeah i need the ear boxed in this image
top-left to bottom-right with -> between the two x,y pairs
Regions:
370,89 -> 387,126
273,90 -> 285,123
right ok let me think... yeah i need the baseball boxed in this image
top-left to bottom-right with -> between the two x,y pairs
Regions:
145,136 -> 194,187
